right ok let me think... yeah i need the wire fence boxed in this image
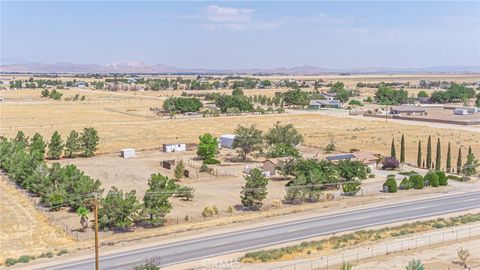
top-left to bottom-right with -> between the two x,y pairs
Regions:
270,225 -> 480,270
0,173 -> 80,241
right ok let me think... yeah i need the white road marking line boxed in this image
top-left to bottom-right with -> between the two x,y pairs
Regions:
287,227 -> 306,233
463,198 -> 478,202
412,206 -> 428,210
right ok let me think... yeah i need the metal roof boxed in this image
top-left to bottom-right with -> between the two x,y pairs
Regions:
325,153 -> 355,161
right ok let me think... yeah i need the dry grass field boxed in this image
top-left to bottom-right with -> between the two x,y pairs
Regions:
0,178 -> 75,262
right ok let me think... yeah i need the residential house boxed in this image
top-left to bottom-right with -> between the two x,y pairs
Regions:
390,105 -> 426,116
309,99 -> 342,109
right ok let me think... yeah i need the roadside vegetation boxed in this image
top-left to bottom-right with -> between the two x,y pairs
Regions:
240,213 -> 480,263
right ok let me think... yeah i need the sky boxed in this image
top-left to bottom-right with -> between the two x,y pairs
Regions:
1,1 -> 479,69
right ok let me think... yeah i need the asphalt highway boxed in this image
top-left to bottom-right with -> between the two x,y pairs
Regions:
36,192 -> 480,270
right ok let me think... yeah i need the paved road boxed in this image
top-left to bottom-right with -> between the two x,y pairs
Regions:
37,192 -> 480,270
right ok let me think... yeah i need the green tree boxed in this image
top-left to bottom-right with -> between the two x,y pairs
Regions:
426,136 -> 432,169
41,88 -> 50,97
436,171 -> 448,186
265,122 -> 303,158
406,259 -> 425,270
174,160 -> 185,180
383,176 -> 398,193
232,125 -> 263,161
463,151 -> 478,176
410,174 -> 424,189
424,171 -> 439,187
417,141 -> 422,167
457,148 -> 462,174
231,88 -> 244,96
30,133 -> 46,158
48,131 -> 63,160
143,174 -> 177,226
14,131 -> 29,149
435,138 -> 441,171
80,127 -> 99,157
390,138 -> 397,159
162,97 -> 203,113
337,160 -> 368,182
76,206 -> 90,232
417,91 -> 429,98
446,142 -> 452,173
400,134 -> 405,163
240,168 -> 268,210
65,130 -> 80,158
197,133 -> 219,164
99,187 -> 140,230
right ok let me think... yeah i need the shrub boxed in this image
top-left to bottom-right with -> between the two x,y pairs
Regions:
199,164 -> 210,172
46,252 -> 54,258
5,258 -> 17,266
203,158 -> 220,165
436,171 -> 448,186
202,205 -> 218,218
175,185 -> 194,200
424,171 -> 439,187
382,156 -> 399,170
368,173 -> 375,178
383,177 -> 398,193
342,181 -> 361,195
410,174 -> 424,189
399,177 -> 412,190
17,255 -> 31,263
57,249 -> 68,256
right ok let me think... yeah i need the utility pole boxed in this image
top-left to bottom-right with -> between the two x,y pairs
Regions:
94,193 -> 100,270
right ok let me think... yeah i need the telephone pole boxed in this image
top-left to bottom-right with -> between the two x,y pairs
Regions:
94,193 -> 99,270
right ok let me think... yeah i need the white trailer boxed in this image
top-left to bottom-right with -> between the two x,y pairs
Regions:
219,134 -> 236,149
120,148 -> 135,158
163,143 -> 186,153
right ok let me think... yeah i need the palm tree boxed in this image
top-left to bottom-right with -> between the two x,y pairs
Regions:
76,206 -> 90,231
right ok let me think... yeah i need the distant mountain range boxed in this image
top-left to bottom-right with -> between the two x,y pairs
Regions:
1,60 -> 479,74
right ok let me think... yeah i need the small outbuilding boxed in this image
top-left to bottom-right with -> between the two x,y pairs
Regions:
120,148 -> 135,158
261,158 -> 286,176
454,107 -> 479,115
163,143 -> 186,152
220,134 -> 236,149
390,105 -> 426,115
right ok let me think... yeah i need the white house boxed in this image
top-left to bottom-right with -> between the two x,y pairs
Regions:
162,143 -> 186,152
220,134 -> 236,148
120,148 -> 135,158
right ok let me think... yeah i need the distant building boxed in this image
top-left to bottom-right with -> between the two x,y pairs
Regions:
120,148 -> 135,158
390,105 -> 426,115
352,151 -> 379,170
162,143 -> 186,152
309,99 -> 342,109
219,134 -> 236,148
454,107 -> 479,115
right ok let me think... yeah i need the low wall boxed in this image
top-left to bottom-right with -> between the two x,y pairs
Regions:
363,114 -> 480,126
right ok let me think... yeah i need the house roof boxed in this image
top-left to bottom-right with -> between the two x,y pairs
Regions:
353,151 -> 379,163
309,99 -> 341,106
220,134 -> 236,139
325,153 -> 355,161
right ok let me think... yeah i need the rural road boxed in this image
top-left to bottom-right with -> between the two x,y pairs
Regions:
35,192 -> 480,270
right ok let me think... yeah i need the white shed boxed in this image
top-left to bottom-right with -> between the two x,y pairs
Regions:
220,134 -> 236,149
163,143 -> 186,153
120,148 -> 135,158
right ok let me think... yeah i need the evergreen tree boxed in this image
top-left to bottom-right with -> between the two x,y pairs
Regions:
457,148 -> 462,174
400,134 -> 405,163
47,131 -> 63,159
468,146 -> 473,155
143,174 -> 176,226
446,142 -> 452,173
240,168 -> 268,210
65,130 -> 80,158
80,127 -> 99,157
435,138 -> 441,171
426,136 -> 432,169
174,160 -> 185,180
390,138 -> 396,158
30,133 -> 46,157
417,141 -> 422,167
463,151 -> 478,176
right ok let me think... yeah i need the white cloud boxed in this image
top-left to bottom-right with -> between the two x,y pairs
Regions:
199,5 -> 278,31
205,5 -> 254,23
